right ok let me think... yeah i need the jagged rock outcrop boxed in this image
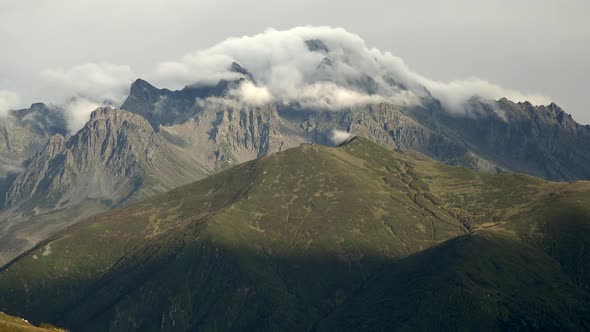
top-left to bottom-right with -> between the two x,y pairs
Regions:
0,103 -> 66,178
1,77 -> 589,266
119,80 -> 519,176
120,79 -> 204,127
121,79 -> 505,174
0,103 -> 305,265
405,98 -> 590,180
0,107 -> 214,265
121,62 -> 254,128
5,107 -> 210,213
283,103 -> 503,172
161,102 -> 304,169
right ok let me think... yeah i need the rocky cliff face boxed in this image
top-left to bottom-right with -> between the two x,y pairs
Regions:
161,102 -> 305,170
0,103 -> 66,178
280,103 -> 503,173
0,103 -> 307,264
5,107 -> 210,214
119,81 -> 527,177
121,80 -> 506,175
405,98 -> 590,181
121,78 -> 242,128
0,107 -> 213,265
120,79 -> 202,127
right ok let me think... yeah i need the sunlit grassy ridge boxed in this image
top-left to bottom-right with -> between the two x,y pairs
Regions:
0,138 -> 589,331
0,312 -> 65,332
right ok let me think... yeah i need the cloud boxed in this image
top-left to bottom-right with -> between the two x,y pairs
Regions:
152,26 -> 418,110
40,63 -> 136,131
329,129 -> 351,146
229,81 -> 274,105
0,90 -> 20,117
4,26 -> 550,130
410,76 -> 551,113
41,63 -> 135,104
63,98 -> 101,134
151,26 -> 550,113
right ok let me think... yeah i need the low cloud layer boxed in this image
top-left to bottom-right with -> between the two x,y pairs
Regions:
414,77 -> 550,113
329,129 -> 351,146
63,98 -> 102,133
0,90 -> 20,117
6,26 -> 553,133
40,63 -> 136,105
152,26 -> 550,112
40,63 -> 136,132
229,81 -> 274,105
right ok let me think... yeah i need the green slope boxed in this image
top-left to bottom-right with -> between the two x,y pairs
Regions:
0,138 -> 589,331
0,312 -> 65,332
316,232 -> 590,331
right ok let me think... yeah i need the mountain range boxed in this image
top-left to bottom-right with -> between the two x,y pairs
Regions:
0,37 -> 589,331
0,64 -> 589,266
0,138 -> 588,331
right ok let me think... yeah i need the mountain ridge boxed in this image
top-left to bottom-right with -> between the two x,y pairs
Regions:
0,138 -> 588,331
0,74 -> 589,267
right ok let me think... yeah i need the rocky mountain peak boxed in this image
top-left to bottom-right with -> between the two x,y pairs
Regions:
87,106 -> 151,127
129,78 -> 160,96
230,61 -> 255,82
0,103 -> 67,177
28,102 -> 49,112
4,107 -> 157,212
10,103 -> 66,131
305,39 -> 329,53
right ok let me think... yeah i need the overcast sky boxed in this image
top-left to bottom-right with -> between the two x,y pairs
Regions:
1,0 -> 588,123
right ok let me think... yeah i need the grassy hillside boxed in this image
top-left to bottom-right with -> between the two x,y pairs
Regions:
0,138 -> 589,331
0,312 -> 65,332
316,232 -> 590,331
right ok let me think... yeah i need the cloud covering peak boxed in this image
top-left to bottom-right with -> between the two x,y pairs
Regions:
39,63 -> 136,132
12,26 -> 552,133
329,129 -> 352,146
152,26 -> 550,111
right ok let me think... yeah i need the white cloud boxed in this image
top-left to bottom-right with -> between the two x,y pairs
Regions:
151,26 -> 549,113
0,90 -> 20,117
40,63 -> 136,132
293,83 -> 385,109
329,129 -> 351,146
150,26 -> 418,110
229,81 -> 274,105
1,26 -> 551,129
41,63 -> 135,105
410,76 -> 551,113
63,98 -> 102,134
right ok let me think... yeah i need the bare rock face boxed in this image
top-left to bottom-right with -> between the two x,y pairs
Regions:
0,102 -> 307,265
273,103 -> 504,173
121,78 -> 242,128
0,103 -> 66,178
405,98 -> 590,181
120,81 -> 509,176
0,107 -> 214,265
161,102 -> 305,170
5,107 -> 211,213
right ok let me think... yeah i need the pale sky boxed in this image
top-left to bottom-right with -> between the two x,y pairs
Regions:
1,0 -> 588,123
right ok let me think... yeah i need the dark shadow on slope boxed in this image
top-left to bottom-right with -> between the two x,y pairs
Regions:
2,228 -> 589,332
